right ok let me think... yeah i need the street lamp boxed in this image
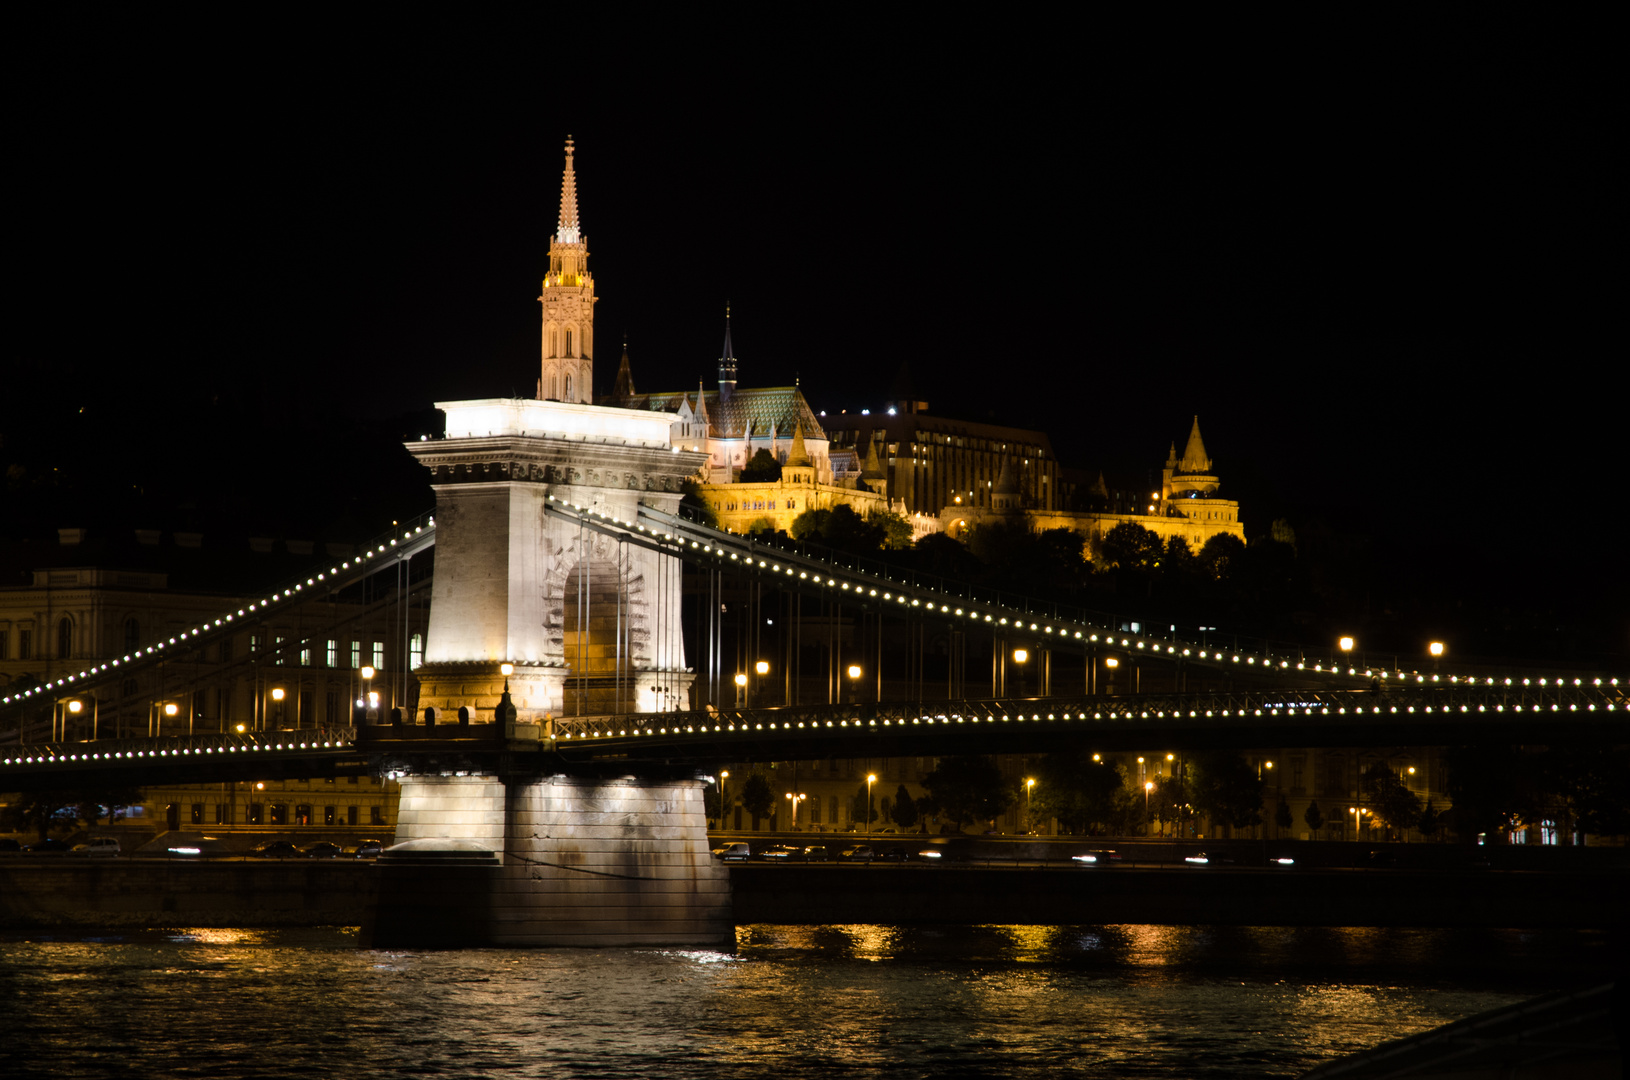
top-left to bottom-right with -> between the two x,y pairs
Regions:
1025,778 -> 1035,833
719,770 -> 729,828
866,773 -> 876,834
1144,780 -> 1154,833
1338,636 -> 1355,668
1013,648 -> 1028,697
847,664 -> 862,704
360,665 -> 377,724
785,791 -> 806,830
1349,805 -> 1370,839
734,672 -> 747,708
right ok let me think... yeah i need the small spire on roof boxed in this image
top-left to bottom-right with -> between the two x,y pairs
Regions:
612,335 -> 636,399
693,380 -> 710,426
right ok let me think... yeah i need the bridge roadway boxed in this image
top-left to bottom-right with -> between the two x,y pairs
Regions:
3,680 -> 1622,789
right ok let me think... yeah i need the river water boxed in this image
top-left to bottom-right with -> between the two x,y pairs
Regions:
2,924 -> 1620,1078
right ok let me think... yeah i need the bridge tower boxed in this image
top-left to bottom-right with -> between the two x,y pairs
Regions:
390,398 -> 724,946
408,398 -> 706,723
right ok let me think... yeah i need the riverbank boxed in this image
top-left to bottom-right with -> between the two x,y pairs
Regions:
2,857 -> 1622,931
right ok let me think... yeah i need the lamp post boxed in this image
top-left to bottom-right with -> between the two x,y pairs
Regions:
1105,656 -> 1119,694
1013,648 -> 1029,697
719,770 -> 729,829
359,665 -> 377,724
1349,805 -> 1370,841
734,672 -> 747,709
755,660 -> 769,708
784,791 -> 806,831
1144,780 -> 1154,835
866,772 -> 876,834
1338,636 -> 1355,670
1258,760 -> 1274,839
847,664 -> 862,704
1024,777 -> 1035,833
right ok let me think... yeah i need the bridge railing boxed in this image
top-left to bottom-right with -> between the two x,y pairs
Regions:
549,681 -> 1626,746
0,727 -> 359,768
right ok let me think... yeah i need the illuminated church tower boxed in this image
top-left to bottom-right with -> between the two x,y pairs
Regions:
537,138 -> 596,403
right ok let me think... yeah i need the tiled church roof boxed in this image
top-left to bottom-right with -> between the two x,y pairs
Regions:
611,386 -> 828,442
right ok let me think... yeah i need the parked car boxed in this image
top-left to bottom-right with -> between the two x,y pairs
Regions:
712,843 -> 751,862
0,838 -> 24,852
253,840 -> 303,858
301,841 -> 344,859
72,837 -> 121,857
876,845 -> 908,862
351,840 -> 385,859
800,845 -> 835,862
25,838 -> 71,854
840,845 -> 875,862
756,844 -> 801,861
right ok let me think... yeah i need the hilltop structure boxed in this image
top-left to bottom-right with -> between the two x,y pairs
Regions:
607,315 -> 902,535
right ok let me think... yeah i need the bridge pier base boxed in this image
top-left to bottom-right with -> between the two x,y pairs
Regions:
380,772 -> 732,947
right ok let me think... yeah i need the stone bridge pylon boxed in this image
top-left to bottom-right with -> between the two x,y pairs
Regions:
407,397 -> 707,725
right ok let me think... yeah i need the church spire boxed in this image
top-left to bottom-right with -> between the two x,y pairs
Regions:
556,136 -> 581,243
538,137 -> 595,404
718,303 -> 738,405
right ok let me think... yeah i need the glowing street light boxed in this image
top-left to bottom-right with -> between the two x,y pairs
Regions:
785,791 -> 806,830
734,671 -> 747,708
1428,642 -> 1445,658
755,660 -> 770,676
847,664 -> 863,705
1025,777 -> 1036,832
866,773 -> 877,834
719,770 -> 729,827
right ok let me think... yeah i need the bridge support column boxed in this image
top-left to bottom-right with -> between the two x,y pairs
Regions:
385,772 -> 732,947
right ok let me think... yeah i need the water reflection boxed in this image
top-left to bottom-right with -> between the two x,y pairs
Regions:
1,925 -> 1620,1080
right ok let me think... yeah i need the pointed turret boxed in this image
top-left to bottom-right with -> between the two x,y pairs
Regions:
612,336 -> 636,399
718,304 -> 738,405
787,421 -> 811,467
1178,416 -> 1213,474
861,435 -> 886,481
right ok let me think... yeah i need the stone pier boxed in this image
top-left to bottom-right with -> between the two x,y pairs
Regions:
383,772 -> 732,946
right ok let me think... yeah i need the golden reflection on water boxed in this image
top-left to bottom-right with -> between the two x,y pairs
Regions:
167,928 -> 269,946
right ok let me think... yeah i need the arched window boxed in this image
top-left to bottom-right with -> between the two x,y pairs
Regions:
549,327 -> 559,358
549,373 -> 558,399
564,327 -> 575,357
410,633 -> 423,671
564,373 -> 573,400
124,617 -> 140,653
57,617 -> 72,660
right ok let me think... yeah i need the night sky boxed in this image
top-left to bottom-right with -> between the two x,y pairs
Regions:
7,14 -> 1622,656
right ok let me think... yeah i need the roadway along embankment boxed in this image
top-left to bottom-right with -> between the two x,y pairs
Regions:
0,859 -> 375,929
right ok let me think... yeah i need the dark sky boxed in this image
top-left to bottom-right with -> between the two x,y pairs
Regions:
8,13 -> 1622,650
